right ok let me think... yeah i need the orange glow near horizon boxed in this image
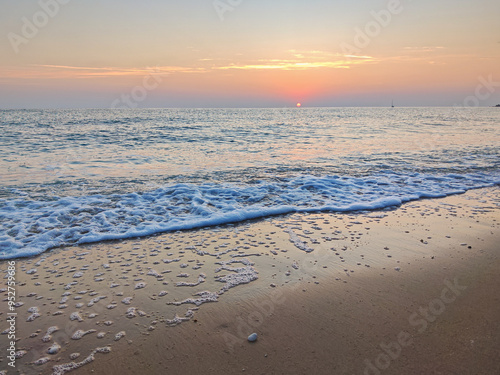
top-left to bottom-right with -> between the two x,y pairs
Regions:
296,102 -> 301,107
1,0 -> 499,108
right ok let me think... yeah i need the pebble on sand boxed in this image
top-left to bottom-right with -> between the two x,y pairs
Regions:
248,333 -> 258,342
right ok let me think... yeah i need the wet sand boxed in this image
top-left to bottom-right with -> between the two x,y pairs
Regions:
1,187 -> 499,375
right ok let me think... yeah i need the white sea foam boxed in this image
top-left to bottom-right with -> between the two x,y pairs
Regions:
0,109 -> 500,262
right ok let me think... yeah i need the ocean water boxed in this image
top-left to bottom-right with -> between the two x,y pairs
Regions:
0,107 -> 499,259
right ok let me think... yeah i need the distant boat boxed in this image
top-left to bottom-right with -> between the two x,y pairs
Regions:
391,100 -> 394,108
494,104 -> 500,107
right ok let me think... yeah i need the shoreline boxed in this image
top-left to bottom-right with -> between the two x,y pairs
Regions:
1,187 -> 498,374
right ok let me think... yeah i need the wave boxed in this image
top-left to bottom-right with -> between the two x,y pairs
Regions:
1,171 -> 498,260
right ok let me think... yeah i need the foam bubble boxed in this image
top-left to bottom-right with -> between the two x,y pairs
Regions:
2,172 -> 498,260
71,329 -> 96,340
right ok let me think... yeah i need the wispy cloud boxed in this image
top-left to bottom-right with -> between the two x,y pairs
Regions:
216,50 -> 377,71
216,60 -> 354,70
403,46 -> 446,52
0,50 -> 378,81
0,65 -> 207,80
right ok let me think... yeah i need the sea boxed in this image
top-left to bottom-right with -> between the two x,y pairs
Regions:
1,107 -> 499,260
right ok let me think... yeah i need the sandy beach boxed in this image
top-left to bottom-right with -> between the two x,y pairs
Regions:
1,187 -> 499,375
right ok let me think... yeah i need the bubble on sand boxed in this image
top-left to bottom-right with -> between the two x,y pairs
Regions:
169,291 -> 219,307
147,269 -> 161,278
165,314 -> 192,326
126,307 -> 137,318
52,347 -> 108,375
42,326 -> 59,342
114,331 -> 126,341
88,295 -> 107,307
71,329 -> 96,340
97,332 -> 106,339
34,357 -> 50,365
134,282 -> 147,290
64,282 -> 78,290
70,312 -> 83,322
15,350 -> 28,358
175,274 -> 206,287
69,353 -> 80,360
285,228 -> 314,253
215,264 -> 258,293
121,297 -> 133,305
27,307 -> 41,322
95,346 -> 111,353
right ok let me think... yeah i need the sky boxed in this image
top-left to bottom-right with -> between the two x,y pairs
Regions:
0,0 -> 499,108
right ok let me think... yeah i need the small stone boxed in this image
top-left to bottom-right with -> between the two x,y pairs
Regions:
248,333 -> 258,342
